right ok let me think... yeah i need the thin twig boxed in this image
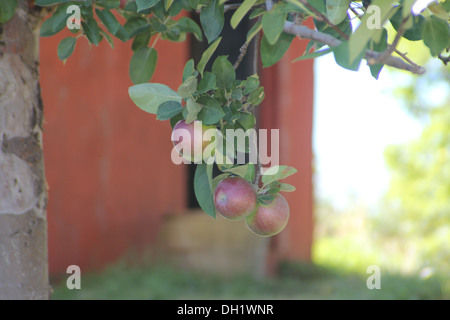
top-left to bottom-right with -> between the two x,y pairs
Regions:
350,7 -> 423,70
234,41 -> 250,70
283,21 -> 426,74
224,3 -> 241,12
299,0 -> 349,40
374,16 -> 409,65
393,49 -> 424,70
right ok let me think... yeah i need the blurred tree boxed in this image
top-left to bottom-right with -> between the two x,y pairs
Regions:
381,62 -> 450,273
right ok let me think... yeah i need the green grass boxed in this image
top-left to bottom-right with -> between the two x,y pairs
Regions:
51,259 -> 446,300
51,202 -> 449,300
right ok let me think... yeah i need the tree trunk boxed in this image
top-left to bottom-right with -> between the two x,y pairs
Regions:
0,1 -> 49,299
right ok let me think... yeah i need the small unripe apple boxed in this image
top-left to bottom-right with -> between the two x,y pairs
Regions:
171,120 -> 215,162
245,194 -> 289,237
214,176 -> 257,220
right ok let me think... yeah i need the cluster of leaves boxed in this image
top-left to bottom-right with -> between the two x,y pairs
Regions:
1,1 -> 449,78
292,0 -> 450,78
129,46 -> 296,217
32,0 -> 209,83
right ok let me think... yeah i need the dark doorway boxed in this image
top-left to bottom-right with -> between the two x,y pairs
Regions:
187,9 -> 258,208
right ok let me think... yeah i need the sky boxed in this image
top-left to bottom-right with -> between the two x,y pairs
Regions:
313,53 -> 424,209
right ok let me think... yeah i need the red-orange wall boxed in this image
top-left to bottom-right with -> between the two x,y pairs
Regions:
40,32 -> 188,275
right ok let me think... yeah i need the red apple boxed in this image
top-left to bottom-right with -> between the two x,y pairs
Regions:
171,120 -> 215,162
245,194 -> 289,237
214,177 -> 257,220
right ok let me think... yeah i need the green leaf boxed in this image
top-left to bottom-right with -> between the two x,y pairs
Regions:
223,163 -> 255,182
402,0 -> 416,17
176,17 -> 203,41
123,0 -> 138,12
307,0 -> 326,14
246,19 -> 262,44
136,0 -> 159,12
129,47 -> 158,84
197,96 -> 225,125
0,0 -> 17,23
96,0 -> 121,9
325,0 -> 351,25
222,106 -> 236,124
422,16 -> 450,57
34,0 -> 66,5
333,41 -> 364,71
247,87 -> 265,106
123,17 -> 148,37
286,0 -> 326,15
262,165 -> 297,185
129,83 -> 182,114
280,183 -> 296,192
369,28 -> 387,79
166,0 -> 186,16
82,18 -> 101,46
100,29 -> 114,48
57,37 -> 77,61
266,181 -> 281,195
149,16 -> 168,32
231,88 -> 242,100
231,0 -> 257,29
242,75 -> 260,95
182,59 -> 196,82
257,194 -> 276,205
39,4 -> 71,37
442,0 -> 450,12
197,37 -> 222,76
95,8 -> 121,35
293,47 -> 332,62
428,2 -> 449,20
390,9 -> 424,41
177,75 -> 197,99
186,99 -> 203,123
237,112 -> 256,130
314,15 -> 352,42
115,26 -> 130,42
156,100 -> 183,121
348,0 -> 397,63
261,32 -> 295,67
249,7 -> 265,19
211,56 -> 236,90
194,163 -> 216,218
197,72 -> 217,93
200,0 -> 224,43
262,5 -> 287,45
165,0 -> 174,10
131,27 -> 151,51
170,112 -> 184,129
